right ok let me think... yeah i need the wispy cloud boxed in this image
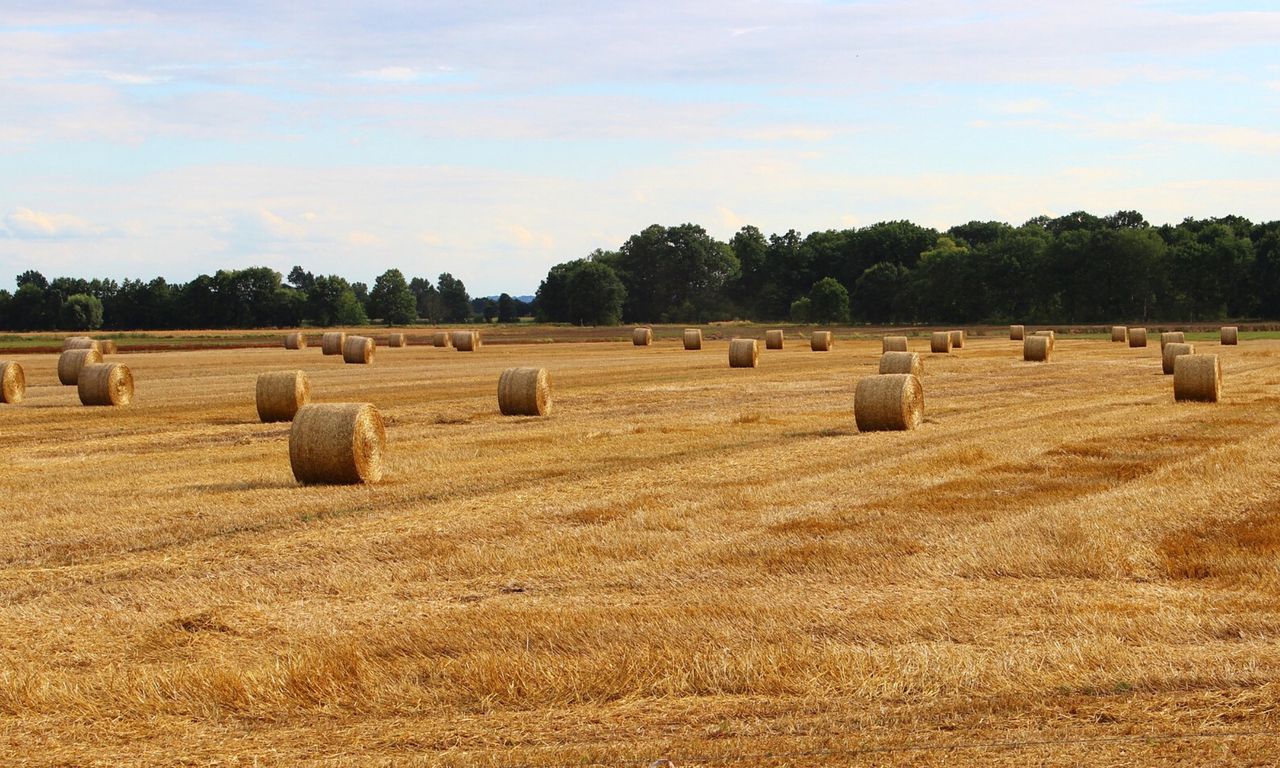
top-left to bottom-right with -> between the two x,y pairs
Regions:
2,207 -> 108,239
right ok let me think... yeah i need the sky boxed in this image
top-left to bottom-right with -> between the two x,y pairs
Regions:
1,1 -> 1279,296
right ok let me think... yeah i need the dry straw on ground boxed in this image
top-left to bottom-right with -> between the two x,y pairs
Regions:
682,329 -> 702,350
1010,325 -> 1024,340
387,333 -> 406,348
0,360 -> 24,404
1221,326 -> 1239,345
930,331 -> 951,353
452,330 -> 480,351
289,402 -> 385,485
1160,331 -> 1185,350
1111,326 -> 1127,342
1162,342 -> 1195,375
1174,354 -> 1222,402
284,332 -> 307,350
498,367 -> 551,416
882,335 -> 908,352
432,331 -> 451,348
57,348 -> 103,385
77,362 -> 133,406
321,332 -> 347,356
854,372 -> 923,431
1129,327 -> 1148,347
342,336 -> 375,364
878,351 -> 922,376
256,370 -> 311,423
949,330 -> 964,348
765,329 -> 784,349
1024,335 -> 1052,362
633,327 -> 653,346
729,338 -> 759,368
810,331 -> 833,351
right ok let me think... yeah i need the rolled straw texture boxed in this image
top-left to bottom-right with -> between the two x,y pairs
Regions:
498,367 -> 552,416
1129,328 -> 1148,348
1162,342 -> 1195,375
729,338 -> 759,368
342,335 -> 375,364
810,331 -> 833,351
289,403 -> 386,485
683,329 -> 702,350
77,363 -> 133,406
1220,326 -> 1238,345
930,331 -> 951,353
0,361 -> 25,404
882,336 -> 908,352
854,373 -> 924,432
256,370 -> 311,422
321,332 -> 347,356
765,330 -> 784,349
1174,354 -> 1221,403
58,348 -> 102,386
879,351 -> 922,376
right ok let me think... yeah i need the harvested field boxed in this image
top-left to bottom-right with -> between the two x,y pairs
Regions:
1,330 -> 1279,766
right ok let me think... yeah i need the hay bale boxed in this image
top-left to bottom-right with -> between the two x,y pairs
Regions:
1023,335 -> 1052,362
1111,326 -> 1127,342
765,329 -> 784,349
387,333 -> 406,348
633,327 -> 653,346
1128,328 -> 1147,348
63,337 -> 100,353
949,330 -> 964,348
729,338 -> 759,368
879,351 -> 922,376
810,331 -> 833,351
1220,326 -> 1238,345
1159,331 -> 1185,350
321,332 -> 347,356
342,335 -> 375,364
77,363 -> 133,406
432,331 -> 452,348
930,331 -> 951,353
452,330 -> 480,351
284,332 -> 307,350
1032,330 -> 1056,352
1010,325 -> 1024,340
58,348 -> 102,386
289,403 -> 385,485
882,336 -> 908,352
96,339 -> 118,355
1162,342 -> 1195,375
683,328 -> 702,350
256,370 -> 311,423
1174,354 -> 1221,403
498,367 -> 551,416
0,361 -> 25,404
854,373 -> 923,432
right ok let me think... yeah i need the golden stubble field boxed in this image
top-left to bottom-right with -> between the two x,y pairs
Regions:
2,329 -> 1279,766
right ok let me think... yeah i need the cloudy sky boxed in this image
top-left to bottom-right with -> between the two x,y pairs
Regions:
2,1 -> 1279,296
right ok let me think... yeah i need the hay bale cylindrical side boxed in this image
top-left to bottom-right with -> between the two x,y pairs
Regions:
1129,328 -> 1148,348
452,330 -> 480,351
1111,326 -> 1127,343
256,370 -> 311,423
1010,325 -> 1024,340
342,335 -> 375,364
810,331 -> 833,352
765,329 -> 784,349
1023,335 -> 1052,362
930,331 -> 951,354
1174,354 -> 1221,403
387,333 -> 406,348
949,330 -> 964,349
1160,331 -> 1185,350
284,332 -> 307,350
321,332 -> 347,356
633,327 -> 653,346
0,361 -> 25,404
58,348 -> 103,386
96,339 -> 118,355
63,336 -> 98,352
289,403 -> 386,485
879,351 -> 922,376
683,328 -> 703,350
729,338 -> 759,368
854,373 -> 924,432
498,367 -> 552,416
1221,326 -> 1239,345
432,331 -> 452,348
1162,342 -> 1196,375
882,336 -> 908,353
77,363 -> 133,406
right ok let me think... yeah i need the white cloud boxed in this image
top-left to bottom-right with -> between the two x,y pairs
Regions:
2,207 -> 107,239
356,66 -> 419,82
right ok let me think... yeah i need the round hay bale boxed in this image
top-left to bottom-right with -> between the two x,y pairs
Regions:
1162,342 -> 1195,375
63,336 -> 97,351
0,361 -> 25,404
683,328 -> 702,350
452,330 -> 480,351
498,367 -> 551,416
1111,326 -> 1127,342
1128,328 -> 1148,348
729,338 -> 759,368
633,327 -> 653,346
882,336 -> 908,353
289,403 -> 385,485
387,333 -> 406,348
58,348 -> 102,386
1010,325 -> 1024,340
765,329 -> 784,349
96,339 -> 118,355
1031,330 -> 1056,352
879,351 -> 922,376
284,332 -> 307,350
1023,335 -> 1052,362
930,331 -> 951,353
949,330 -> 964,348
342,335 -> 375,364
321,332 -> 347,356
1159,331 -> 1185,350
1174,354 -> 1221,403
256,370 -> 311,423
1220,326 -> 1238,346
854,373 -> 923,432
810,331 -> 833,351
77,363 -> 133,406
432,331 -> 452,348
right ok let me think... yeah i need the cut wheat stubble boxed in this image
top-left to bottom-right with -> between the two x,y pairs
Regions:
289,403 -> 386,485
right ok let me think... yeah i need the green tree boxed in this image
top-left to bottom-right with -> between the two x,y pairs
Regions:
436,272 -> 472,322
59,293 -> 104,330
808,277 -> 850,323
568,260 -> 626,325
408,277 -> 442,322
334,289 -> 369,325
613,223 -> 738,322
853,262 -> 909,323
727,225 -> 768,317
497,293 -> 518,323
8,283 -> 50,330
369,269 -> 418,324
789,297 -> 812,323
